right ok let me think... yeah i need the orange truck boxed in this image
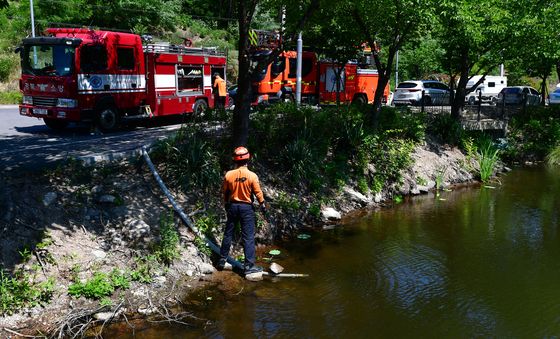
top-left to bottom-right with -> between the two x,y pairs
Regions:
251,51 -> 389,105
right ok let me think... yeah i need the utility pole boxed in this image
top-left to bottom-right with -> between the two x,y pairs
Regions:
296,32 -> 302,105
30,0 -> 36,37
395,49 -> 399,87
30,0 -> 37,66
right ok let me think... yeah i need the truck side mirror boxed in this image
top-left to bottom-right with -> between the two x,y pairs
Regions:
14,46 -> 22,54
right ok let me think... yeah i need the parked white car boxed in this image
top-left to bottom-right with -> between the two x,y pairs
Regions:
549,88 -> 560,105
465,75 -> 507,105
393,80 -> 451,106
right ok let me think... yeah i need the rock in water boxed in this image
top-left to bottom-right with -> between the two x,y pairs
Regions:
321,207 -> 341,221
269,262 -> 284,274
245,272 -> 263,281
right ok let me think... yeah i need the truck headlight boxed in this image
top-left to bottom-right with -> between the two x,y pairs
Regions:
56,98 -> 77,108
22,95 -> 33,105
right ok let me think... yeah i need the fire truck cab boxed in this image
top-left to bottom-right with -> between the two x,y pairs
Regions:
18,28 -> 226,130
252,51 -> 318,104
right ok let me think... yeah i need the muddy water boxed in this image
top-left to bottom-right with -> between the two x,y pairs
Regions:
109,166 -> 560,338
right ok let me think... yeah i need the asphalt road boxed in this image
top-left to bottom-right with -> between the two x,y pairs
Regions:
0,105 -> 186,171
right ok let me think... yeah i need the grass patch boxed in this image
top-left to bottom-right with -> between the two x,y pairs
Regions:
477,140 -> 500,182
68,269 -> 131,300
0,90 -> 21,104
0,270 -> 55,315
155,212 -> 180,265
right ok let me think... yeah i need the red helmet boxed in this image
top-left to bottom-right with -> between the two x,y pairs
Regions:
233,146 -> 250,161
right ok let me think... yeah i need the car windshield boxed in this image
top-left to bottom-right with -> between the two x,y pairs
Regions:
553,89 -> 560,94
397,82 -> 418,89
22,44 -> 76,76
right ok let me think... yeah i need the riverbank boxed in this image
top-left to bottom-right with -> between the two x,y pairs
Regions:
0,125 -> 483,335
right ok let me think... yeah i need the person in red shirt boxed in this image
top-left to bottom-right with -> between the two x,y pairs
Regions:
218,146 -> 266,276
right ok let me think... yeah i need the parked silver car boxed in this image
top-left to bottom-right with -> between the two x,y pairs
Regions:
393,80 -> 451,106
497,86 -> 540,106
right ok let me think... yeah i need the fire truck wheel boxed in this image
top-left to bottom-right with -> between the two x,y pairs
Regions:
193,99 -> 208,118
351,95 -> 367,106
97,106 -> 120,131
43,118 -> 68,130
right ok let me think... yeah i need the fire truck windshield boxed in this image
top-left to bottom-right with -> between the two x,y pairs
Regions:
22,44 -> 75,77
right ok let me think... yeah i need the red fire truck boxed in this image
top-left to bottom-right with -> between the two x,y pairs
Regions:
18,28 -> 227,130
252,50 -> 389,105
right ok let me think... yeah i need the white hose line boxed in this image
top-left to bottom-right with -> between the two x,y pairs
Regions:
141,146 -> 244,271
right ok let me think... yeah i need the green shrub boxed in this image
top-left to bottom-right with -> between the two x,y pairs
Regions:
193,212 -> 219,256
130,255 -> 159,283
109,269 -> 131,290
427,113 -> 464,145
477,139 -> 500,182
378,107 -> 426,142
276,191 -> 301,212
0,56 -> 14,82
546,145 -> 560,166
280,137 -> 319,184
359,134 -> 415,193
68,272 -> 114,300
505,106 -> 560,161
151,126 -> 221,193
0,271 -> 55,315
155,211 -> 180,265
0,91 -> 21,104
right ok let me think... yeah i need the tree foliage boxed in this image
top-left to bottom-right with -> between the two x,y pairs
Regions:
350,0 -> 435,122
434,0 -> 517,117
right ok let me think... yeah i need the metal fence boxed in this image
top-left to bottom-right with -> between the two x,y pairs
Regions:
394,90 -> 532,120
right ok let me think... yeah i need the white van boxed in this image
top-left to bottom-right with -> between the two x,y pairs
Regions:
465,75 -> 507,105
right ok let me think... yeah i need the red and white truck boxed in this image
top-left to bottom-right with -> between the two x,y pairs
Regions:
18,28 -> 227,130
251,50 -> 389,106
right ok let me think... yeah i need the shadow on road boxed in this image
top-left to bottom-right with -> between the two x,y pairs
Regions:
0,116 -> 192,172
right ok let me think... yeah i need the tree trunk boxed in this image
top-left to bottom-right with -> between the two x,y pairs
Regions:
371,48 -> 395,128
372,74 -> 389,125
541,74 -> 548,106
556,60 -> 560,82
450,53 -> 470,120
231,0 -> 255,147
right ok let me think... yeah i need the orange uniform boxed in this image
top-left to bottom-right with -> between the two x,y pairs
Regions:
214,76 -> 227,97
222,165 -> 265,205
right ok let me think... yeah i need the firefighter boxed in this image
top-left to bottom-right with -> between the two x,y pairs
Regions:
218,146 -> 266,277
213,73 -> 227,109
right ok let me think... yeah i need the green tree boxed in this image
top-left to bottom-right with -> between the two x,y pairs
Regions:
398,36 -> 445,82
350,0 -> 435,124
232,0 -> 319,146
434,0 -> 516,118
508,0 -> 560,103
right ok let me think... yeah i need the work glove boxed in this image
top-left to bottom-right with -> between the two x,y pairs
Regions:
260,202 -> 267,214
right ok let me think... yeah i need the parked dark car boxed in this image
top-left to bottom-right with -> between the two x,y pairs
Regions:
497,86 -> 540,106
226,85 -> 237,108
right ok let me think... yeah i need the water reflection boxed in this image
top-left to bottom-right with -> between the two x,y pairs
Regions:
106,166 -> 560,338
